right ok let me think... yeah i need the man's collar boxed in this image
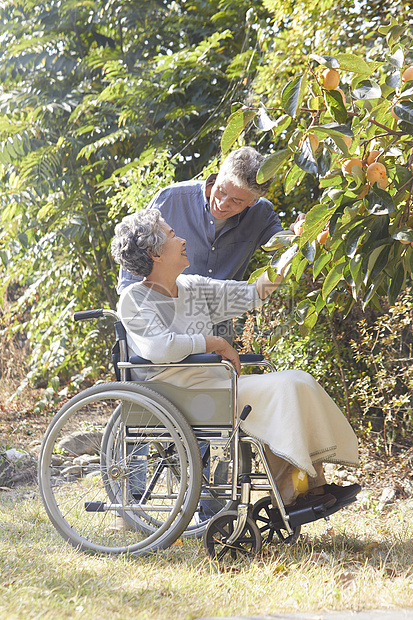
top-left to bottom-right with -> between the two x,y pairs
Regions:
203,173 -> 217,208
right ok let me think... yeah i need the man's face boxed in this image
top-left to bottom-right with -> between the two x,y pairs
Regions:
209,178 -> 257,220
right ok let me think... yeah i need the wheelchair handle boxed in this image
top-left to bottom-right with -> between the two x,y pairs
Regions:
73,308 -> 119,322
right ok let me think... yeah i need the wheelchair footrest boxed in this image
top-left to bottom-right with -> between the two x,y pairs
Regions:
288,493 -> 357,529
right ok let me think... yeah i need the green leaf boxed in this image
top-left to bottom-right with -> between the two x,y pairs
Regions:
284,165 -> 306,195
324,89 -> 347,124
368,244 -> 392,282
0,249 -> 10,266
366,185 -> 395,215
312,123 -> 353,154
386,72 -> 401,88
273,114 -> 292,133
387,25 -> 407,50
300,202 -> 334,246
388,263 -> 405,304
378,17 -> 400,35
257,149 -> 291,183
309,54 -> 339,69
345,224 -> 366,258
319,171 -> 342,187
351,80 -> 382,100
248,265 -> 268,283
409,250 -> 413,274
392,227 -> 413,242
270,243 -> 298,275
322,258 -> 346,300
362,282 -> 377,309
349,254 -> 363,298
398,120 -> 413,136
393,100 -> 413,124
317,147 -> 332,178
335,53 -> 374,75
294,300 -> 311,325
293,139 -> 318,175
313,252 -> 332,278
298,256 -> 311,280
281,73 -> 308,118
300,240 -> 316,263
315,293 -> 326,314
387,47 -> 404,69
220,108 -> 257,154
262,229 -> 296,251
393,163 -> 413,190
301,311 -> 318,335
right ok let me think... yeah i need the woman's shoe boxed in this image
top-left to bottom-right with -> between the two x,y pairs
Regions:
288,492 -> 337,511
323,482 -> 361,503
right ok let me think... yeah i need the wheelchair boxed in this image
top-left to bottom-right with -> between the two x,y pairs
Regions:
38,308 -> 358,561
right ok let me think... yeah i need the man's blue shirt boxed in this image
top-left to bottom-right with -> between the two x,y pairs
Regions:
117,175 -> 283,293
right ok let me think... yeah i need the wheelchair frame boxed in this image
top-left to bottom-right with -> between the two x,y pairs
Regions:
38,308 -> 357,561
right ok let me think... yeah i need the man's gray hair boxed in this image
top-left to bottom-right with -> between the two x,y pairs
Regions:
217,146 -> 272,198
111,209 -> 167,277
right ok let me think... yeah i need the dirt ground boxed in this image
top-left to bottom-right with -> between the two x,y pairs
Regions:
1,388 -> 413,506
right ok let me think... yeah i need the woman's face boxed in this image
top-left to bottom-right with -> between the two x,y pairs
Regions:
157,222 -> 189,272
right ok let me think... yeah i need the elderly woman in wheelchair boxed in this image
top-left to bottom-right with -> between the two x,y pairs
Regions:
38,208 -> 360,560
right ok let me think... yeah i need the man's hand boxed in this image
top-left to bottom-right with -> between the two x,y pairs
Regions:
289,212 -> 305,234
204,336 -> 241,375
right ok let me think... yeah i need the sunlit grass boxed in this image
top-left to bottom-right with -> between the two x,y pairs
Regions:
1,487 -> 413,620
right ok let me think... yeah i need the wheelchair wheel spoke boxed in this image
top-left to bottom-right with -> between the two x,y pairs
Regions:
204,510 -> 261,562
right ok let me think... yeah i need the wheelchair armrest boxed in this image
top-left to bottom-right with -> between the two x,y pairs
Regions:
239,354 -> 264,363
128,353 -> 223,365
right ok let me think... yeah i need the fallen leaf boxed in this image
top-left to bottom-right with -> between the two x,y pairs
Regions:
272,563 -> 288,574
171,538 -> 183,547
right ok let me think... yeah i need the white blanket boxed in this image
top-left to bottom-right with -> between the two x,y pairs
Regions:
150,367 -> 359,478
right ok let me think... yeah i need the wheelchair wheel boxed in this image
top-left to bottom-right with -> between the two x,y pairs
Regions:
251,496 -> 301,544
203,510 -> 262,561
39,382 -> 202,555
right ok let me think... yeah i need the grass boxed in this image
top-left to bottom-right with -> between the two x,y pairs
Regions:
1,487 -> 413,620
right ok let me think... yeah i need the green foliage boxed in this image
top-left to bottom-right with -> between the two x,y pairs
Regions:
349,289 -> 413,453
228,14 -> 413,334
0,0 -> 269,390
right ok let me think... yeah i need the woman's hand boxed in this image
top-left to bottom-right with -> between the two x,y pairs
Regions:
204,336 -> 241,376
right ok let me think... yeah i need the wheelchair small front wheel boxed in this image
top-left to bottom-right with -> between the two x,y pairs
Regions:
251,496 -> 301,544
203,510 -> 262,561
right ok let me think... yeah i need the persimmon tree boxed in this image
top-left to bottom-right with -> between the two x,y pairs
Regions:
224,18 -> 413,334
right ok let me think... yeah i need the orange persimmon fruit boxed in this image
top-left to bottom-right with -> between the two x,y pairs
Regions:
402,66 -> 413,83
342,158 -> 363,175
317,229 -> 329,245
366,150 -> 381,165
322,68 -> 340,90
366,162 -> 387,184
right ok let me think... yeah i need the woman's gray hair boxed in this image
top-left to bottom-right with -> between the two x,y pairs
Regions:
111,209 -> 167,277
217,146 -> 272,198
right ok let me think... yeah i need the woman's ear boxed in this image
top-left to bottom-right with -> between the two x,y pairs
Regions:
147,248 -> 161,263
